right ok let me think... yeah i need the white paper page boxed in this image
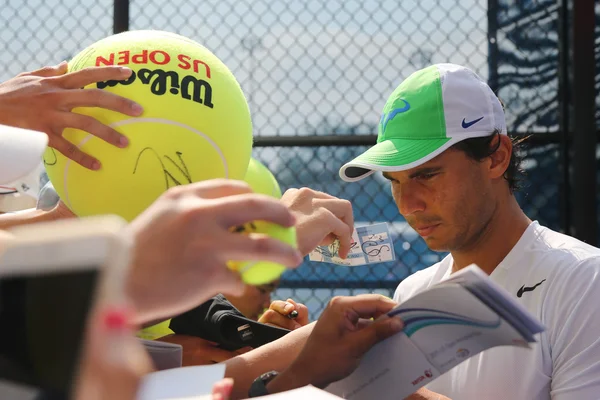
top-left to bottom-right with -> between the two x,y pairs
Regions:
394,284 -> 530,372
326,331 -> 438,400
166,385 -> 343,400
445,265 -> 545,333
137,364 -> 226,400
255,385 -> 343,399
463,282 -> 538,341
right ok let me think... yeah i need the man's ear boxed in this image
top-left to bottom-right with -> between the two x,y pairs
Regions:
488,134 -> 512,180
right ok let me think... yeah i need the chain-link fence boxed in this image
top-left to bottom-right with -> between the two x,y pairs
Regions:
1,0 -> 598,320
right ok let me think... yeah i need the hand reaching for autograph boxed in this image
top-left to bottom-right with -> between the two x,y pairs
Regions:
0,62 -> 143,170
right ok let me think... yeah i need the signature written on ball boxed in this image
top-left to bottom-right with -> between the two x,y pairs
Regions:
133,147 -> 192,189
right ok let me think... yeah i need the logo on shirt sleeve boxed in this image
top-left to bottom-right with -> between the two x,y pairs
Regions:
517,279 -> 546,298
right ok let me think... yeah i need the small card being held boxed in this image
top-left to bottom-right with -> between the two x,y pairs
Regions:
308,222 -> 396,266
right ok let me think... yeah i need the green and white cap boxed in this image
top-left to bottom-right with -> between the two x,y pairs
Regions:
339,63 -> 506,182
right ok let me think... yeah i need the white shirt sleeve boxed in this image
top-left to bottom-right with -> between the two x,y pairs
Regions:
547,257 -> 600,399
393,282 -> 404,303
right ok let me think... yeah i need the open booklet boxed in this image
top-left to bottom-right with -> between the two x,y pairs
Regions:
326,264 -> 545,400
166,386 -> 343,400
136,364 -> 343,400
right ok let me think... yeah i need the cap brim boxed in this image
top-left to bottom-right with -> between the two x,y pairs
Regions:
0,125 -> 48,185
339,137 -> 459,182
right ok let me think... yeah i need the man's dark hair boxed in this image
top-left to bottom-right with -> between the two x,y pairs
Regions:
452,97 -> 527,192
452,129 -> 526,192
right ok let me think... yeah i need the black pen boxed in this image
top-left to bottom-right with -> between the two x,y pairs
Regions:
287,310 -> 299,319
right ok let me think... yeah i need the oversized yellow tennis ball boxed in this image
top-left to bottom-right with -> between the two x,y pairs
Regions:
244,158 -> 282,198
43,30 -> 252,221
227,158 -> 297,285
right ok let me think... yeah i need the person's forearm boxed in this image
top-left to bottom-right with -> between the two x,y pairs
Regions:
405,388 -> 452,400
0,208 -> 56,230
265,364 -> 312,395
224,322 -> 315,399
0,229 -> 14,253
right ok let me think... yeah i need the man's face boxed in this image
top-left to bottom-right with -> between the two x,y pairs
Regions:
227,281 -> 279,321
383,148 -> 496,252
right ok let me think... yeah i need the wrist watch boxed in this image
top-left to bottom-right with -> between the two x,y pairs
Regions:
248,370 -> 279,397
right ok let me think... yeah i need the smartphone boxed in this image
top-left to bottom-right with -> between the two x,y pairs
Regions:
0,216 -> 131,399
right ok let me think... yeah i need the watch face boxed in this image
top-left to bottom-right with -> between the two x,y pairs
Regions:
249,370 -> 279,398
261,371 -> 279,381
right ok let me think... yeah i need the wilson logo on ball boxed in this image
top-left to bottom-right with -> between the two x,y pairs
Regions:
96,68 -> 214,108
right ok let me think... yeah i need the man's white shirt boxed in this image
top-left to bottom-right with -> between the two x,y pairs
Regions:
393,221 -> 600,400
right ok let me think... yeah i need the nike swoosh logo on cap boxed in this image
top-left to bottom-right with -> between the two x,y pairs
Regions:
461,116 -> 484,129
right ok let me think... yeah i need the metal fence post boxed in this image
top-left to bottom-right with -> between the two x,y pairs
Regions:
113,0 -> 130,34
487,0 -> 499,93
571,0 -> 598,244
557,0 -> 571,235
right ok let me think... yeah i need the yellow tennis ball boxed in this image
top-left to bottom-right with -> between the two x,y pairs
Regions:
43,30 -> 252,221
244,158 -> 282,198
227,158 -> 297,285
228,220 -> 297,285
137,319 -> 173,340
